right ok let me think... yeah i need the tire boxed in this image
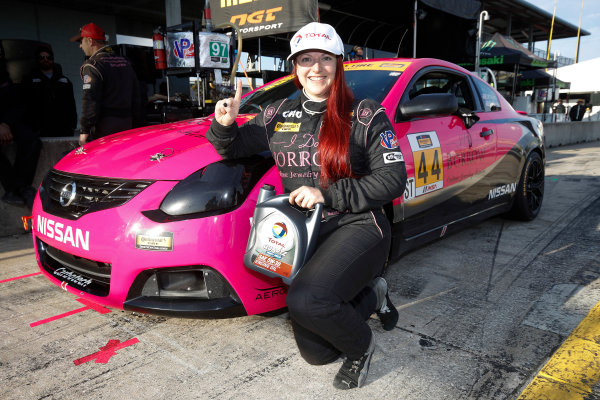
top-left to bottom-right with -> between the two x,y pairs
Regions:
511,151 -> 544,221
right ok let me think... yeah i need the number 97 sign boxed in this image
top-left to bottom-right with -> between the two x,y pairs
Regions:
198,32 -> 230,68
407,131 -> 444,197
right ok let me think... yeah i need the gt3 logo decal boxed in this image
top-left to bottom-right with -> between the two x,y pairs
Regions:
380,130 -> 399,149
407,131 -> 444,196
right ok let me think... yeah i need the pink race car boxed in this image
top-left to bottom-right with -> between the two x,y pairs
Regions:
32,58 -> 545,318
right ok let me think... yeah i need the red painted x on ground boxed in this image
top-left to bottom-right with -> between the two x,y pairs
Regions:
74,338 -> 140,365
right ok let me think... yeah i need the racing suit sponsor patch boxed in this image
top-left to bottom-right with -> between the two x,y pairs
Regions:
379,130 -> 399,149
383,151 -> 404,164
83,75 -> 92,83
274,122 -> 301,132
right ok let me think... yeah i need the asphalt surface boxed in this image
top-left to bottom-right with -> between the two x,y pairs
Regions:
1,141 -> 600,400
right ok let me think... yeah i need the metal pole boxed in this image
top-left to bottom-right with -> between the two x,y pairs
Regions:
546,0 -> 558,60
575,0 -> 583,63
413,0 -> 417,58
475,11 -> 489,75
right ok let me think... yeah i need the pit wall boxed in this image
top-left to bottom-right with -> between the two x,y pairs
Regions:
2,121 -> 600,237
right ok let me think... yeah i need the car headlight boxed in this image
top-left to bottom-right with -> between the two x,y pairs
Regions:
142,153 -> 274,222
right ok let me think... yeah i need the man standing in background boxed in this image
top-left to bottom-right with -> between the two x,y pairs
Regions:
22,44 -> 77,137
71,23 -> 141,145
569,99 -> 586,122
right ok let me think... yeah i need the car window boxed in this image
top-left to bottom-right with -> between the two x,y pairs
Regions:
406,70 -> 476,110
473,78 -> 501,111
239,70 -> 401,113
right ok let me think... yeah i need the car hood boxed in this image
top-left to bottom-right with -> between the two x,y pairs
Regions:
54,115 -> 255,181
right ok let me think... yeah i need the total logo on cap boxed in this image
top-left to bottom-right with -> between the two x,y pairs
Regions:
288,22 -> 344,60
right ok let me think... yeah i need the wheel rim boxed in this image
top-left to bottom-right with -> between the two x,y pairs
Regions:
525,157 -> 544,213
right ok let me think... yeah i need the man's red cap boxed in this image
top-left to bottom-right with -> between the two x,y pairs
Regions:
70,23 -> 106,42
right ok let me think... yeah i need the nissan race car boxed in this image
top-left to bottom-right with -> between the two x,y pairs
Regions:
32,58 -> 545,318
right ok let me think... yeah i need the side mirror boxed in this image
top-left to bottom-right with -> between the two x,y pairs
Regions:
398,93 -> 459,120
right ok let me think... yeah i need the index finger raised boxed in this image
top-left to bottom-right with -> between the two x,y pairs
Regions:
234,79 -> 243,101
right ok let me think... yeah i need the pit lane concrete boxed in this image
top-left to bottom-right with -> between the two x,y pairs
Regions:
1,141 -> 600,400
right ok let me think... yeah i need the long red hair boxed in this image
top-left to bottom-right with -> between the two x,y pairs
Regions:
293,56 -> 355,187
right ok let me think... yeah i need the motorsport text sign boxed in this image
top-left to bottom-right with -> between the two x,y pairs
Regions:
211,0 -> 318,39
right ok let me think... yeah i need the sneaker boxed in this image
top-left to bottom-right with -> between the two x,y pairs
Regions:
372,277 -> 399,331
333,335 -> 375,389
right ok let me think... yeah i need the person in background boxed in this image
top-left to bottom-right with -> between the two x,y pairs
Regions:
0,43 -> 41,208
569,99 -> 586,121
22,44 -> 77,137
207,22 -> 405,389
70,23 -> 141,146
552,98 -> 566,122
349,45 -> 364,60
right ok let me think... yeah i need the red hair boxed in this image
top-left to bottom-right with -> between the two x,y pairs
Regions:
293,56 -> 355,187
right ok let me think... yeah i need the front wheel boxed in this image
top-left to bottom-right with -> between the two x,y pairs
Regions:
511,151 -> 544,221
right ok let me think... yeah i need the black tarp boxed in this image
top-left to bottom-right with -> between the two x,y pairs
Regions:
477,32 -> 556,71
519,69 -> 570,90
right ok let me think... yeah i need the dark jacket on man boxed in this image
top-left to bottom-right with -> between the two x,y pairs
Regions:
569,103 -> 586,121
22,63 -> 77,137
80,46 -> 141,140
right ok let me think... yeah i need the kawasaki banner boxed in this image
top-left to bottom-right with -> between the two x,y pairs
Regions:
210,0 -> 318,39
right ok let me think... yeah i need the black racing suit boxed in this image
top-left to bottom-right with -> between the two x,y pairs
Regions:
79,46 -> 141,140
207,91 -> 407,362
22,64 -> 77,137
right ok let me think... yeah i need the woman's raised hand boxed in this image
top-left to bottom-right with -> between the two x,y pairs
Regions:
214,79 -> 243,126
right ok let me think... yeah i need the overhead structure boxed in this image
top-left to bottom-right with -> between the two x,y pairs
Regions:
210,0 -> 318,39
462,32 -> 556,72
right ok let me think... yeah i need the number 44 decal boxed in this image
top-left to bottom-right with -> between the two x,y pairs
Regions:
406,131 -> 444,198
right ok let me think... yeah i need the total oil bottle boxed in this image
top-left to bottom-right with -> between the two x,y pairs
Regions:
244,184 -> 322,285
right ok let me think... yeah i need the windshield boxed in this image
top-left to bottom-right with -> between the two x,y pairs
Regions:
239,69 -> 403,113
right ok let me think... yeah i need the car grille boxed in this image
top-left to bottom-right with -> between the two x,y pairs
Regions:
36,238 -> 111,297
40,169 -> 154,220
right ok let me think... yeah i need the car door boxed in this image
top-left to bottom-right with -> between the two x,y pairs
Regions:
393,67 -> 497,240
470,76 -> 523,207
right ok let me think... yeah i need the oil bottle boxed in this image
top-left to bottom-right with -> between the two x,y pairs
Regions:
244,184 -> 322,285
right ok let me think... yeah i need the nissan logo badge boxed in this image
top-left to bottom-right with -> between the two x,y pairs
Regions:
59,182 -> 77,207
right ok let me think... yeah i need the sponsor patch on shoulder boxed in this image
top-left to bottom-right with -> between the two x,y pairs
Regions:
379,130 -> 399,149
83,75 -> 92,83
383,151 -> 404,164
82,83 -> 91,90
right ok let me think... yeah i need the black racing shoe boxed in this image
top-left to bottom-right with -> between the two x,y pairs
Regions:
372,277 -> 399,331
333,335 -> 375,390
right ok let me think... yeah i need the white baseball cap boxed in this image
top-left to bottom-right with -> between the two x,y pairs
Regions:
288,22 -> 344,61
